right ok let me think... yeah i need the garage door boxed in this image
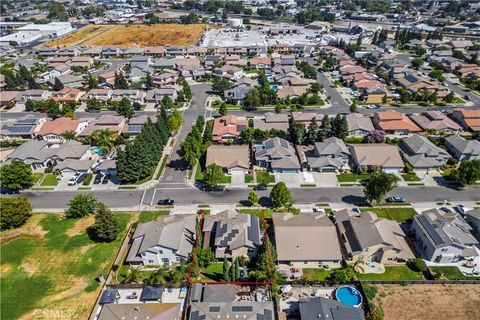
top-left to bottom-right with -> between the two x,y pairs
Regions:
320,167 -> 336,173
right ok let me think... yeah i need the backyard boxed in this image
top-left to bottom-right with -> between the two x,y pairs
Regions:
429,266 -> 480,280
361,207 -> 417,223
356,266 -> 423,281
0,213 -> 132,319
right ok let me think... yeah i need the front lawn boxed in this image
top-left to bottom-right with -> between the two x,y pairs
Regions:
245,175 -> 253,183
402,173 -> 421,182
303,268 -> 333,281
41,173 -> 58,186
195,170 -> 231,184
256,171 -> 275,184
356,266 -> 423,281
362,208 -> 417,223
337,173 -> 370,183
238,208 -> 273,218
137,210 -> 170,224
0,212 -> 132,320
32,173 -> 43,184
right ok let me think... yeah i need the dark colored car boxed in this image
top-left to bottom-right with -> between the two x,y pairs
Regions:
102,174 -> 110,184
76,173 -> 87,184
158,199 -> 174,205
203,185 -> 225,192
386,196 -> 407,203
94,173 -> 103,184
464,95 -> 471,101
255,183 -> 268,191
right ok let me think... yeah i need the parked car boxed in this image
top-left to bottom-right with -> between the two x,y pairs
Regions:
94,173 -> 103,184
255,183 -> 268,191
158,199 -> 174,205
68,173 -> 81,186
102,174 -> 110,184
386,196 -> 407,203
203,185 -> 225,192
366,104 -> 379,109
464,95 -> 471,101
454,204 -> 469,216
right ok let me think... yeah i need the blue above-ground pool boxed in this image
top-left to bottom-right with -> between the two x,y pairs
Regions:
335,285 -> 363,308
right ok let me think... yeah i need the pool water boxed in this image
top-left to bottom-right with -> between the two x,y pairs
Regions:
335,286 -> 362,308
91,147 -> 104,156
271,85 -> 279,91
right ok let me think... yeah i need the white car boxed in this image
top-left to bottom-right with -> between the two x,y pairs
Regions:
454,205 -> 469,216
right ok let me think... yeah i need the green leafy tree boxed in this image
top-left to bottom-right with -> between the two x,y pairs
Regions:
88,203 -> 119,242
244,87 -> 261,110
320,116 -> 331,140
445,90 -> 455,103
290,122 -> 305,145
350,102 -> 358,113
0,197 -> 32,230
116,97 -> 134,118
182,80 -> 192,100
411,57 -> 424,69
203,164 -> 223,187
87,73 -> 99,89
65,194 -> 98,218
161,95 -> 174,110
61,130 -> 76,140
328,266 -> 355,284
364,170 -> 400,204
47,2 -> 68,20
248,191 -> 259,206
88,129 -> 118,151
218,102 -> 228,116
407,258 -> 427,272
0,160 -> 33,191
53,77 -> 64,91
114,72 -> 129,89
382,94 -> 388,104
269,182 -> 292,208
234,257 -> 241,280
168,108 -> 184,134
121,266 -> 140,284
145,72 -> 153,90
240,127 -> 255,144
306,118 -> 318,144
452,159 -> 480,186
212,77 -> 232,93
196,248 -> 215,268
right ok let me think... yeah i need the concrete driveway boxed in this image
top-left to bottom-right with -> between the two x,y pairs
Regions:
415,170 -> 446,187
231,172 -> 245,187
312,173 -> 339,187
274,172 -> 316,187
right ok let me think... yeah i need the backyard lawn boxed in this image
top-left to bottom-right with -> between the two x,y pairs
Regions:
41,174 -> 59,186
363,208 -> 417,223
356,266 -> 423,281
401,173 -> 421,182
199,263 -> 223,282
337,173 -> 370,183
303,268 -> 333,281
429,266 -> 480,280
255,171 -> 275,184
0,212 -> 132,319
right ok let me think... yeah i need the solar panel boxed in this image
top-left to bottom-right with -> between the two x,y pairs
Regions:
127,124 -> 144,132
5,125 -> 33,133
17,118 -> 37,125
232,306 -> 253,312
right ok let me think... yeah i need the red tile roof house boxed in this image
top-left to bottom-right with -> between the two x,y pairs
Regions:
212,115 -> 248,143
451,108 -> 480,132
51,88 -> 85,104
372,109 -> 422,135
37,117 -> 88,144
249,57 -> 272,70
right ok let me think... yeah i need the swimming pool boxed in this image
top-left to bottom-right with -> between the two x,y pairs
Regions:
335,285 -> 362,308
90,147 -> 104,156
271,85 -> 279,91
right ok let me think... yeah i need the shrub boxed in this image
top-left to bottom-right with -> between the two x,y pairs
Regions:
407,258 -> 427,272
0,197 -> 32,230
83,173 -> 93,185
65,194 -> 98,218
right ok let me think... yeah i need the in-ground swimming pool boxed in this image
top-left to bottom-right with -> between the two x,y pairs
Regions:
90,146 -> 104,156
335,285 -> 362,308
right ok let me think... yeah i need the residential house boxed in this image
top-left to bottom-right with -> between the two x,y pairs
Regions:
144,46 -> 166,56
38,117 -> 88,144
71,56 -> 93,68
253,112 -> 289,132
43,63 -> 71,82
335,209 -> 415,264
395,73 -> 448,99
81,46 -> 103,57
213,65 -> 243,80
345,113 -> 374,137
54,159 -> 95,177
49,74 -> 84,88
444,135 -> 480,161
202,210 -> 262,260
299,297 -> 365,320
273,212 -> 343,268
81,89 -> 112,103
249,57 -> 272,69
102,46 -> 122,57
411,209 -> 480,263
255,137 -> 300,173
0,116 -> 46,140
124,115 -> 156,136
409,111 -> 462,134
153,59 -> 176,69
51,88 -> 84,104
0,91 -> 20,106
124,46 -> 145,56
110,89 -> 143,104
451,108 -> 480,132
466,209 -> 480,234
79,115 -> 126,137
349,144 -> 404,173
307,137 -> 351,172
205,145 -> 250,174
399,135 -> 451,169
373,109 -> 421,135
56,47 -> 80,56
291,112 -> 323,128
126,215 -> 196,266
14,89 -> 50,103
97,70 -> 117,87
212,115 -> 247,142
145,88 -> 178,104
95,159 -> 117,178
153,71 -> 179,87
97,303 -> 181,320
224,84 -> 252,104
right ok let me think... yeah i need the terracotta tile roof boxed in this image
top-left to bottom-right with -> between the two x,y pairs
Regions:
249,57 -> 272,66
38,117 -> 79,136
376,110 -> 421,132
375,109 -> 403,121
212,115 -> 247,141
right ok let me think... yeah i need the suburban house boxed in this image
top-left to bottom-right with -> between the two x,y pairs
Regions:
0,116 -> 46,141
409,111 -> 462,134
202,210 -> 262,260
466,209 -> 480,234
255,137 -> 300,173
37,117 -> 88,144
0,90 -> 20,106
345,113 -> 374,137
249,57 -> 272,69
444,135 -> 480,161
97,303 -> 181,320
299,297 -> 365,320
110,89 -> 143,104
212,115 -> 247,142
335,209 -> 415,265
81,89 -> 112,103
153,71 -> 179,87
124,115 -> 156,136
451,108 -> 480,132
145,88 -> 178,104
399,135 -> 451,169
224,84 -> 253,104
411,209 -> 480,263
50,88 -> 85,104
272,212 -> 343,268
372,110 -> 421,135
79,115 -> 126,137
125,215 -> 196,266
205,145 -> 250,174
253,112 -> 290,132
14,89 -> 50,103
306,137 -> 351,172
54,159 -> 95,177
349,144 -> 404,173
291,112 -> 323,127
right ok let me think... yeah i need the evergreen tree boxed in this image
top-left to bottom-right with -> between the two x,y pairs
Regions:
290,122 -> 305,145
116,97 -> 134,118
88,73 -> 99,89
145,72 -> 153,90
182,80 -> 192,100
114,72 -> 129,89
306,118 -> 318,144
89,203 -> 119,242
223,257 -> 230,281
371,30 -> 379,45
53,77 -> 64,91
319,116 -> 331,141
234,258 -> 241,280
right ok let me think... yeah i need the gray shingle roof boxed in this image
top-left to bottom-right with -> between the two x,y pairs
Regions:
299,297 -> 365,320
445,135 -> 480,155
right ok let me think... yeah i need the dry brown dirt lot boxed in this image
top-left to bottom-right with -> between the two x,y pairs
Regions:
373,284 -> 480,320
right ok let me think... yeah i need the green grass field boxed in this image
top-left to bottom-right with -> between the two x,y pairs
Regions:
303,268 -> 333,281
363,208 -> 417,223
337,173 -> 370,183
356,266 -> 423,281
429,266 -> 480,280
237,208 -> 273,218
402,173 -> 421,182
137,210 -> 170,224
255,171 -> 275,184
41,174 -> 59,186
199,263 -> 224,281
0,212 -> 132,319
32,173 -> 43,184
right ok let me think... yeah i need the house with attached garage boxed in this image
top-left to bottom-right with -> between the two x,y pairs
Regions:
335,209 -> 415,265
124,115 -> 156,136
145,88 -> 178,104
349,144 -> 404,173
0,116 -> 46,141
14,89 -> 50,103
372,109 -> 421,135
306,137 -> 351,172
399,135 -> 451,170
253,112 -> 290,132
37,117 -> 88,144
444,135 -> 480,161
409,110 -> 462,135
54,159 -> 95,177
205,144 -> 250,174
212,115 -> 248,143
126,215 -> 196,266
255,137 -> 300,173
202,210 -> 262,260
451,108 -> 480,133
411,208 -> 480,263
299,297 -> 365,320
345,113 -> 374,137
273,212 -> 343,268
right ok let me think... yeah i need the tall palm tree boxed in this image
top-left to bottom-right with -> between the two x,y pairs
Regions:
90,129 -> 118,151
61,130 -> 76,141
145,267 -> 167,285
32,62 -> 48,76
121,266 -> 140,284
